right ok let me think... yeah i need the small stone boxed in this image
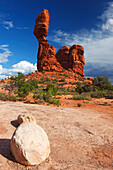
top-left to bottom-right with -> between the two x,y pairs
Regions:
17,114 -> 36,125
11,122 -> 50,166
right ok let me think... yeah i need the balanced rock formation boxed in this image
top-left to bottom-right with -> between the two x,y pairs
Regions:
17,114 -> 36,125
34,9 -> 62,72
11,122 -> 50,166
34,9 -> 85,77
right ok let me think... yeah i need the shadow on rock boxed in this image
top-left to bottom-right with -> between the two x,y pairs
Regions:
0,139 -> 16,162
11,120 -> 19,128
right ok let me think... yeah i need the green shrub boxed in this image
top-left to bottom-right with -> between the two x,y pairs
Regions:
75,82 -> 83,94
10,76 -> 15,80
53,79 -> 58,83
72,94 -> 91,100
82,82 -> 93,92
42,70 -> 45,74
93,76 -> 111,90
107,92 -> 113,99
27,79 -> 39,91
46,84 -> 58,96
78,103 -> 82,107
91,91 -> 107,98
62,68 -> 65,72
64,73 -> 69,77
33,89 -> 44,100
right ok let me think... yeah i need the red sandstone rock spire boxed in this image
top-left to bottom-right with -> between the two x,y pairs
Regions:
34,9 -> 62,72
34,9 -> 85,77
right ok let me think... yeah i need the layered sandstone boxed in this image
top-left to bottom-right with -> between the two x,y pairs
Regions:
34,9 -> 85,77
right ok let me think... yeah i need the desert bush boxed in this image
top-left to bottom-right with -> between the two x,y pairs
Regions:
27,79 -> 39,91
39,77 -> 45,83
82,82 -> 93,92
64,73 -> 69,77
62,68 -> 65,72
33,89 -> 44,100
0,79 -> 5,83
10,76 -> 15,80
42,70 -> 45,74
107,92 -> 113,99
0,93 -> 17,101
75,82 -> 83,94
91,91 -> 107,98
93,76 -> 111,90
53,79 -> 58,83
78,103 -> 82,107
46,84 -> 58,96
72,94 -> 91,100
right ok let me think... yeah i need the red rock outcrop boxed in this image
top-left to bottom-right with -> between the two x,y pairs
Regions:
34,9 -> 49,42
34,9 -> 85,77
56,45 -> 85,77
34,9 -> 62,72
56,46 -> 70,70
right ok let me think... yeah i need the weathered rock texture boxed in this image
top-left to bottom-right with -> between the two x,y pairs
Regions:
17,114 -> 36,125
34,9 -> 85,77
11,122 -> 50,166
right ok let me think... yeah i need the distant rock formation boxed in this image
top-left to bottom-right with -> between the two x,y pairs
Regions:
34,9 -> 85,77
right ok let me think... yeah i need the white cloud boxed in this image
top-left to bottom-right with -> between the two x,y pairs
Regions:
1,19 -> 28,30
3,21 -> 14,29
48,1 -> 113,79
0,44 -> 12,63
100,2 -> 113,32
12,61 -> 37,74
0,61 -> 37,79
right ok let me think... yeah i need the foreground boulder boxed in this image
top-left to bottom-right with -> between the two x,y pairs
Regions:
11,122 -> 50,166
17,114 -> 36,125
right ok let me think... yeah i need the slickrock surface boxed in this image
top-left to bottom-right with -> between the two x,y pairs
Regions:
0,102 -> 113,169
11,122 -> 50,165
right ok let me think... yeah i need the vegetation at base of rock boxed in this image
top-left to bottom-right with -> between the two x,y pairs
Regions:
0,72 -> 113,105
0,93 -> 17,101
93,76 -> 112,90
78,103 -> 82,107
72,94 -> 91,100
33,84 -> 60,106
90,91 -> 107,98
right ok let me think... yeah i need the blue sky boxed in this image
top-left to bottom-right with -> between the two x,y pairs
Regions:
0,0 -> 113,82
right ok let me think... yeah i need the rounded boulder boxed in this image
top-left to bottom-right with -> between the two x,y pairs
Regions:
11,122 -> 50,165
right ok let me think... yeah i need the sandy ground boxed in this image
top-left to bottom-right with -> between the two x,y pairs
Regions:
0,102 -> 113,170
